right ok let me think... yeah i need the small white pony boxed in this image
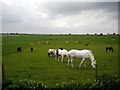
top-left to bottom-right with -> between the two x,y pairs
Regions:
67,49 -> 96,69
48,49 -> 56,57
55,48 -> 68,62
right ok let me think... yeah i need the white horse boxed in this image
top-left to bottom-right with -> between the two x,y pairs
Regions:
55,48 -> 68,62
48,49 -> 56,57
67,49 -> 96,69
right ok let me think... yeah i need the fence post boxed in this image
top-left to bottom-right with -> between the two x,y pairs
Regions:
2,63 -> 4,82
94,64 -> 98,81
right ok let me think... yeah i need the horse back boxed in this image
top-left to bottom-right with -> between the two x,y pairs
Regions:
68,50 -> 83,58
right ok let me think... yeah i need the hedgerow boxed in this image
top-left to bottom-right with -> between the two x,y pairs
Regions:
2,74 -> 120,90
2,78 -> 46,90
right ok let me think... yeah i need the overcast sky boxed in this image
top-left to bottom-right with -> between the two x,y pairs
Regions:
1,0 -> 119,34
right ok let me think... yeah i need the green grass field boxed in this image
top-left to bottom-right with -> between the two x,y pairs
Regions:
2,34 -> 119,87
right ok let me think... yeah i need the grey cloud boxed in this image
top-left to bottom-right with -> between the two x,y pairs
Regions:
2,1 -> 35,25
40,2 -> 118,16
2,1 -> 118,34
2,3 -> 23,24
2,2 -> 118,24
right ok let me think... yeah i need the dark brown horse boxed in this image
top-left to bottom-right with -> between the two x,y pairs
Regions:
17,47 -> 21,52
31,48 -> 33,52
106,47 -> 114,52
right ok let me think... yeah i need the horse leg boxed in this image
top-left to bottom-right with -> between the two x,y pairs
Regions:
67,59 -> 70,66
55,55 -> 57,61
61,55 -> 64,63
71,58 -> 74,68
52,53 -> 54,57
106,48 -> 108,52
67,58 -> 74,68
67,55 -> 71,66
111,48 -> 113,52
65,56 -> 68,63
58,56 -> 60,62
83,61 -> 86,68
112,49 -> 114,52
79,59 -> 85,68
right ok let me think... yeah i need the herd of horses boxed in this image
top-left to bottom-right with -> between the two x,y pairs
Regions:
16,46 -> 114,69
48,46 -> 114,69
48,48 -> 96,69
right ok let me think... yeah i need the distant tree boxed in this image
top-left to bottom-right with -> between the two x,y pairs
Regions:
107,33 -> 109,35
95,33 -> 97,35
87,33 -> 89,35
113,33 -> 116,35
69,33 -> 71,35
100,33 -> 103,36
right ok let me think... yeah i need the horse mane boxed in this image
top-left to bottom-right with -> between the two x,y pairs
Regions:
59,48 -> 63,50
56,48 -> 64,58
88,50 -> 95,61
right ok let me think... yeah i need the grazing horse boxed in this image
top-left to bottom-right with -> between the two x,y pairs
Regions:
106,47 -> 113,52
48,49 -> 56,57
67,49 -> 96,69
31,48 -> 33,52
85,42 -> 90,46
17,47 -> 21,52
55,48 -> 68,62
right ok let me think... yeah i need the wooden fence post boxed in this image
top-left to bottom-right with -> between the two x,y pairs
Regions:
94,64 -> 98,81
2,63 -> 4,82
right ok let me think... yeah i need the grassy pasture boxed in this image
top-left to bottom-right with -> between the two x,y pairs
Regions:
2,34 -> 119,87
